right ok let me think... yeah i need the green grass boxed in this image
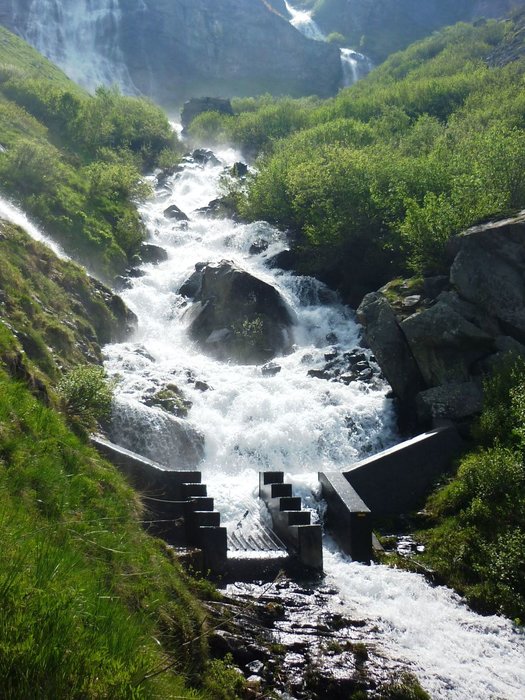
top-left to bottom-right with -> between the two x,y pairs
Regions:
0,364 -> 243,698
0,220 -> 130,379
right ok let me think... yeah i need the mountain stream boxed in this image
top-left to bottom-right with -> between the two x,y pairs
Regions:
100,149 -> 525,700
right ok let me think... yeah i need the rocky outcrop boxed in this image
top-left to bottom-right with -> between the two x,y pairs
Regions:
180,260 -> 295,364
358,211 -> 525,429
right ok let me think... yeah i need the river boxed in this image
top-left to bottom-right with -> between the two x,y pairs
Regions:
100,147 -> 525,700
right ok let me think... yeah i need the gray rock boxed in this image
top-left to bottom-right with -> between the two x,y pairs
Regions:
450,213 -> 525,343
357,292 -> 424,403
401,301 -> 495,386
416,382 -> 484,424
140,243 -> 168,265
180,260 -> 295,364
163,204 -> 189,221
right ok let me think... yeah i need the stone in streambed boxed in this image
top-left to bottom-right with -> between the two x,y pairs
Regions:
179,259 -> 295,364
163,204 -> 189,221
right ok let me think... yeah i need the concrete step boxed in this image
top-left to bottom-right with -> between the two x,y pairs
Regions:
181,482 -> 207,498
192,510 -> 221,527
188,496 -> 214,512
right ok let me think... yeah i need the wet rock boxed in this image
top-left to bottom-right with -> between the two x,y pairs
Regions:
357,292 -> 425,404
180,260 -> 295,364
126,267 -> 146,278
194,196 -> 237,220
266,249 -> 297,271
139,243 -> 168,265
194,380 -> 212,392
231,161 -> 248,178
113,275 -> 133,291
143,383 -> 192,417
324,349 -> 338,361
190,148 -> 221,167
249,238 -> 269,255
307,369 -> 332,380
163,204 -> 189,221
262,362 -> 282,377
110,405 -> 204,469
416,381 -> 484,424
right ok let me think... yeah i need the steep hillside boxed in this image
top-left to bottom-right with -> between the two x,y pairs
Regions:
301,0 -> 525,61
0,26 -> 178,281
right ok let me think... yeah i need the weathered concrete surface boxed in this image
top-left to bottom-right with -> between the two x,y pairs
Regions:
343,426 -> 464,515
259,472 -> 323,571
319,471 -> 372,563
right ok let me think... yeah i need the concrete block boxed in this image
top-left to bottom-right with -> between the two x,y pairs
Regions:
319,472 -> 372,563
343,426 -> 464,515
198,526 -> 228,574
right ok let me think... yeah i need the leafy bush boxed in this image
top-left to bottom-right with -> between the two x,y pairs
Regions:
422,358 -> 525,619
58,365 -> 114,432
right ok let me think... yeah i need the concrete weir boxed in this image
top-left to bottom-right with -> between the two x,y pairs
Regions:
91,435 -> 228,573
320,425 -> 465,563
91,436 -> 321,578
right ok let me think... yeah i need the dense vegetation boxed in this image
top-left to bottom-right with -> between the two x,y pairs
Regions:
0,27 -> 179,281
190,16 -> 525,303
0,361 -> 242,698
421,359 -> 525,620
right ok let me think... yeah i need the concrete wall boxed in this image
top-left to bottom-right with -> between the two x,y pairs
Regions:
343,425 -> 464,515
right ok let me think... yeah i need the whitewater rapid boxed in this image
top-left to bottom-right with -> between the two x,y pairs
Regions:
0,195 -> 67,259
101,149 -> 525,700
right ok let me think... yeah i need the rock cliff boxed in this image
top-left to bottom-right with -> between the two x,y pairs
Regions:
358,212 -> 525,431
0,0 -> 342,105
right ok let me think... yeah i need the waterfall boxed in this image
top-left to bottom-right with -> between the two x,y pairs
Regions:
340,48 -> 373,87
100,143 -> 525,700
19,0 -> 136,93
285,1 -> 372,86
0,195 -> 68,259
284,1 -> 325,41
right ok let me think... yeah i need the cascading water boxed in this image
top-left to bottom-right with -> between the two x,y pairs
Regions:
340,47 -> 374,87
17,0 -> 136,93
102,147 -> 525,700
0,195 -> 67,259
285,1 -> 372,86
284,1 -> 325,41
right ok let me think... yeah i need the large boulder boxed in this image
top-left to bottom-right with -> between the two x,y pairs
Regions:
180,260 -> 295,364
357,211 -> 525,430
357,292 -> 424,403
449,212 -> 525,342
401,300 -> 495,386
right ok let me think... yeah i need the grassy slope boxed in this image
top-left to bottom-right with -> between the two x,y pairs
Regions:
0,236 -> 242,699
0,220 -> 133,380
0,29 -> 242,700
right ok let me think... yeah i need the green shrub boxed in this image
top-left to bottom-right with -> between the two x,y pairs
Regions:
57,365 -> 114,431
